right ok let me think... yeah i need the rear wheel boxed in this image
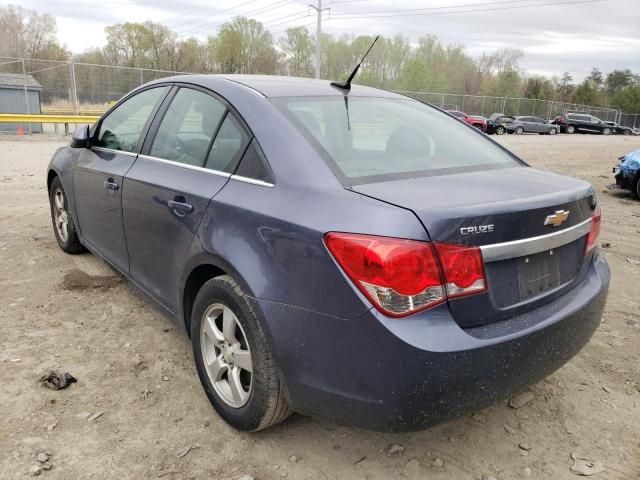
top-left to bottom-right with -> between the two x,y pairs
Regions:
633,174 -> 640,200
495,125 -> 506,135
623,129 -> 631,136
49,177 -> 85,254
473,124 -> 483,130
566,125 -> 576,134
514,126 -> 524,135
191,275 -> 292,431
603,127 -> 612,136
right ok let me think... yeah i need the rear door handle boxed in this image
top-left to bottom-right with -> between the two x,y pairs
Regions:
168,198 -> 193,217
104,178 -> 119,191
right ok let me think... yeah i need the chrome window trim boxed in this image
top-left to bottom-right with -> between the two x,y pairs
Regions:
230,174 -> 274,188
480,217 -> 592,262
91,146 -> 138,158
136,154 -> 231,178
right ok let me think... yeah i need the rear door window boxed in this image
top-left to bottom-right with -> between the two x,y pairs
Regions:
149,88 -> 226,167
273,96 -> 519,185
205,114 -> 250,173
96,87 -> 167,153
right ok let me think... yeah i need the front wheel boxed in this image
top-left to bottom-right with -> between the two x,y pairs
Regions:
49,177 -> 85,254
548,127 -> 557,135
495,126 -> 506,135
514,126 -> 524,135
191,275 -> 292,431
633,174 -> 640,200
623,129 -> 631,136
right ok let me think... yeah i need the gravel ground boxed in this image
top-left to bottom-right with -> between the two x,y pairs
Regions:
1,134 -> 639,480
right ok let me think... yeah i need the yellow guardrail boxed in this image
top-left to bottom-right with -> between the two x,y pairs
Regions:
42,107 -> 106,116
0,114 -> 100,124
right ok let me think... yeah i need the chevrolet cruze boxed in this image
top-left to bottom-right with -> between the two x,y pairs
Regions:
47,75 -> 610,431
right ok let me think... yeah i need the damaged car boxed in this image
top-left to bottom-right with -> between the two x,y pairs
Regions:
612,149 -> 640,198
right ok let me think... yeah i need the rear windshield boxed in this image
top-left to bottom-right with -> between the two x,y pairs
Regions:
272,96 -> 520,185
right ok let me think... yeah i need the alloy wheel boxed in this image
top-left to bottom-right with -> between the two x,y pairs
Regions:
603,128 -> 611,135
200,303 -> 253,408
549,128 -> 557,135
496,126 -> 505,135
53,188 -> 69,243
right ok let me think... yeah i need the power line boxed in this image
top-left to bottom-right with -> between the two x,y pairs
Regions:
327,0 -> 607,20
177,0 -> 302,37
169,0 -> 263,31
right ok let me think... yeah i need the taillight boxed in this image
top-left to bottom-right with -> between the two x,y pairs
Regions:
584,206 -> 601,255
324,233 -> 487,318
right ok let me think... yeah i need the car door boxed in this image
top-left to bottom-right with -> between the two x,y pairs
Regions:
73,86 -> 168,273
122,86 -> 251,312
531,117 -> 546,132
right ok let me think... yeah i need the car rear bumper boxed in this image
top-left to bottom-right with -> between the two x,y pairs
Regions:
254,253 -> 609,432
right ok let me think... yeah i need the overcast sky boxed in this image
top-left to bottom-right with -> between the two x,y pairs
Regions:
12,0 -> 640,79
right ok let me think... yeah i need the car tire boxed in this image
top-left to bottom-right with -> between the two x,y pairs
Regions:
548,128 -> 557,135
49,176 -> 86,254
191,275 -> 292,431
566,125 -> 575,134
495,126 -> 505,135
515,126 -> 524,135
623,129 -> 631,136
633,174 -> 640,200
473,124 -> 483,130
603,128 -> 611,136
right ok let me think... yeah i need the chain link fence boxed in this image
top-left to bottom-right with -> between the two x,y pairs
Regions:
394,91 -> 627,125
0,56 -> 638,132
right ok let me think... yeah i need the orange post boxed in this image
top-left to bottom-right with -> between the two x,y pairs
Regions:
17,127 -> 23,136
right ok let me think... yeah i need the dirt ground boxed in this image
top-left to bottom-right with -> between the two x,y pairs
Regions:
1,134 -> 639,480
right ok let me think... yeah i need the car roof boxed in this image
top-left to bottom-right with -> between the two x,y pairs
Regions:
155,74 -> 407,99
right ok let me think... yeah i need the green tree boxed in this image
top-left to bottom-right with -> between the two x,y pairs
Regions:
278,27 -> 313,77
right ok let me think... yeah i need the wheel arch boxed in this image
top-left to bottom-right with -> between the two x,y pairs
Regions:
47,168 -> 59,192
180,253 -> 259,338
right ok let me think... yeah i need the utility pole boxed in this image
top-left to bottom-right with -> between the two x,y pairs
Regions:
309,0 -> 329,79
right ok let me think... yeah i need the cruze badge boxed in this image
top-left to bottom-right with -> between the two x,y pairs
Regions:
460,224 -> 494,235
544,210 -> 570,227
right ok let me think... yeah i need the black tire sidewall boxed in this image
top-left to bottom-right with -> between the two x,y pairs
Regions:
496,126 -> 505,135
191,276 -> 271,431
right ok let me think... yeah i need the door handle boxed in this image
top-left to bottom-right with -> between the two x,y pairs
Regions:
104,178 -> 119,191
168,198 -> 193,217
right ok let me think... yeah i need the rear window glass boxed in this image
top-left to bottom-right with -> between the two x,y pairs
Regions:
273,97 -> 519,185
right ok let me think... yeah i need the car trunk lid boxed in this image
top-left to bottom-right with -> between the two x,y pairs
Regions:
351,166 -> 596,328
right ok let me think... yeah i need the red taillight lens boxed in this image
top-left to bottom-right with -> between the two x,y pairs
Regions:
584,206 -> 601,255
434,243 -> 487,298
324,233 -> 487,317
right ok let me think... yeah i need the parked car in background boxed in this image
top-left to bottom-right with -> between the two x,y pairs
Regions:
612,149 -> 640,198
509,116 -> 559,135
447,110 -> 487,132
552,113 -> 613,135
603,121 -> 634,136
47,75 -> 609,432
485,113 -> 512,135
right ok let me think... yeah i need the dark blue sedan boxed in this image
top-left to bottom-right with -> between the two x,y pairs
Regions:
47,75 -> 609,432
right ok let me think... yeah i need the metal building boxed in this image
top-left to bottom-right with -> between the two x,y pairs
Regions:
0,73 -> 42,133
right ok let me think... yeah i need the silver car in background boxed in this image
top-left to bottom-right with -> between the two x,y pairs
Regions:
510,116 -> 559,135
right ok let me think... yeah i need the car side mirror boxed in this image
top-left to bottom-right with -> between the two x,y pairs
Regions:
70,124 -> 91,148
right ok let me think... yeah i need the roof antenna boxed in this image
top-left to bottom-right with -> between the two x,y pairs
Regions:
330,35 -> 380,92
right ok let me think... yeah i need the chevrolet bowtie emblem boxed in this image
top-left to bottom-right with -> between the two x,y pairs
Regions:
544,210 -> 570,227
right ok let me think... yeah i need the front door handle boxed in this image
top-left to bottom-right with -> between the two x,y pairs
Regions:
168,198 -> 193,217
104,178 -> 119,191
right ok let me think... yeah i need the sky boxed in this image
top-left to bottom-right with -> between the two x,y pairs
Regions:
12,0 -> 640,80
